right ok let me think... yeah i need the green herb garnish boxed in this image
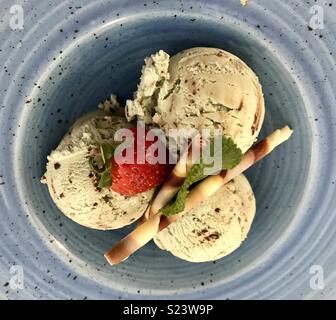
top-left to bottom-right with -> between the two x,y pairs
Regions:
160,163 -> 208,216
89,143 -> 120,189
100,144 -> 115,165
97,169 -> 112,189
160,136 -> 242,217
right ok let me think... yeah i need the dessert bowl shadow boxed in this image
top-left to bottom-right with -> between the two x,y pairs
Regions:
12,9 -> 312,296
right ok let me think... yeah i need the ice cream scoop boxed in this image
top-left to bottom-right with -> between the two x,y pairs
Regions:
126,47 -> 265,152
153,174 -> 255,262
41,111 -> 154,230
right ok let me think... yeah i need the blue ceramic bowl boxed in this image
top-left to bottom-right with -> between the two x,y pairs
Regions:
0,0 -> 335,299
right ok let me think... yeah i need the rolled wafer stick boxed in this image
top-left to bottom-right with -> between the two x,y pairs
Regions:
104,214 -> 161,265
167,126 -> 293,224
105,137 -> 202,265
146,134 -> 203,219
104,126 -> 293,265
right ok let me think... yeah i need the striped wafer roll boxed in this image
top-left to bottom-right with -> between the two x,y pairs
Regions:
166,126 -> 293,224
104,126 -> 293,265
146,134 -> 204,219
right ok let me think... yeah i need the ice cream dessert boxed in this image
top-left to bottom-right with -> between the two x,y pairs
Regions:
41,109 -> 172,230
105,126 -> 293,265
42,110 -> 150,230
103,47 -> 292,265
41,47 -> 293,265
126,47 -> 265,152
153,174 -> 255,262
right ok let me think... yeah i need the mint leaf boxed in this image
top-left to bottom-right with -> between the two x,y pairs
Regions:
97,168 -> 112,189
90,142 -> 121,189
161,136 -> 242,217
200,135 -> 242,175
216,136 -> 242,169
100,144 -> 115,165
160,163 -> 207,216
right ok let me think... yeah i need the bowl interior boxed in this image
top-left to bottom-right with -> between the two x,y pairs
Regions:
17,13 -> 311,294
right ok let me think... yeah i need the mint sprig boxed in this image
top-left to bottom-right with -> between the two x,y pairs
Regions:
89,143 -> 121,189
97,170 -> 112,189
100,144 -> 115,165
160,136 -> 242,217
160,163 -> 207,216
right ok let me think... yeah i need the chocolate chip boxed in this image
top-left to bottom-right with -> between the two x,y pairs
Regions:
102,195 -> 111,202
59,193 -> 64,198
205,232 -> 220,241
54,162 -> 61,170
215,208 -> 220,213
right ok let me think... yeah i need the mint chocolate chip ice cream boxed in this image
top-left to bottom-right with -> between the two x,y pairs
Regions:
42,111 -> 154,230
126,47 -> 265,152
153,174 -> 256,262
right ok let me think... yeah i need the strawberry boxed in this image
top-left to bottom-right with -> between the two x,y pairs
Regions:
111,127 -> 174,196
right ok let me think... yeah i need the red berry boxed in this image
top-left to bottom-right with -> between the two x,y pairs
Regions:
111,127 -> 173,196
